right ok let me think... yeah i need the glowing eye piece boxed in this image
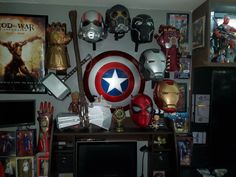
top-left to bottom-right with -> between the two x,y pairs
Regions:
132,106 -> 141,112
135,21 -> 142,26
146,106 -> 152,113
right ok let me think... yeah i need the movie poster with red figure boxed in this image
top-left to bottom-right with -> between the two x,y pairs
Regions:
16,129 -> 36,156
0,14 -> 48,93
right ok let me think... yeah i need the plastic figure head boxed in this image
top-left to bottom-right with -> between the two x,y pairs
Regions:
131,14 -> 154,51
79,10 -> 106,43
223,15 -> 230,25
139,48 -> 166,81
153,79 -> 180,113
71,91 -> 79,104
130,93 -> 153,128
105,4 -> 131,40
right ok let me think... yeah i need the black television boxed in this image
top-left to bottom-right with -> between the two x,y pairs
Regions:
76,141 -> 137,177
0,99 -> 36,128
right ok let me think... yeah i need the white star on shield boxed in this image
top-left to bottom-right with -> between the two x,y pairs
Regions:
102,69 -> 128,93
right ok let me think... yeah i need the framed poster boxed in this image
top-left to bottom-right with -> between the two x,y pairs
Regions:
16,156 -> 34,177
192,16 -> 206,49
0,131 -> 16,156
0,13 -> 48,93
177,136 -> 193,166
176,82 -> 188,112
0,156 -> 16,177
167,13 -> 189,56
16,129 -> 36,156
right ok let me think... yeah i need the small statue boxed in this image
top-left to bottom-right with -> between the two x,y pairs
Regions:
68,91 -> 80,114
37,101 -> 54,153
113,108 -> 126,132
150,114 -> 160,130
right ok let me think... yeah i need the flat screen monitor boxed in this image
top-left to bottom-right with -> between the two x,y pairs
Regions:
0,99 -> 36,128
76,141 -> 137,177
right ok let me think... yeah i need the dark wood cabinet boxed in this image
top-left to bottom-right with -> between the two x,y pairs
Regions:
49,118 -> 179,177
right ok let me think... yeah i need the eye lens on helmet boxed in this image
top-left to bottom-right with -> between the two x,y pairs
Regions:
146,106 -> 152,113
83,20 -> 90,27
132,106 -> 141,113
111,11 -> 118,18
147,22 -> 153,26
135,21 -> 142,26
148,60 -> 155,63
122,11 -> 127,17
93,20 -> 101,27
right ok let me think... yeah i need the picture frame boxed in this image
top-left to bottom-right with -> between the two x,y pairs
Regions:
16,129 -> 36,156
192,15 -> 206,49
0,156 -> 16,177
176,82 -> 188,112
0,13 -> 48,93
37,152 -> 49,177
0,131 -> 16,156
16,156 -> 34,177
174,57 -> 191,79
177,136 -> 193,166
167,13 -> 189,56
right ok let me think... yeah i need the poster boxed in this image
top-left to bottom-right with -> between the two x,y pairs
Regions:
167,13 -> 189,56
0,14 -> 47,93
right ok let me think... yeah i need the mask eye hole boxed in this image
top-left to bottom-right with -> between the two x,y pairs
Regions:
111,11 -> 118,18
132,106 -> 141,113
83,20 -> 90,27
122,11 -> 127,17
135,21 -> 142,26
147,22 -> 153,26
146,106 -> 152,113
162,92 -> 169,95
148,60 -> 155,63
93,20 -> 101,26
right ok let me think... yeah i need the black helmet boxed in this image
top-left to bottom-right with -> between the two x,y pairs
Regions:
131,14 -> 154,52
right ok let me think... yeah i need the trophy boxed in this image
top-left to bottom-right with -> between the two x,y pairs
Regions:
113,108 -> 126,132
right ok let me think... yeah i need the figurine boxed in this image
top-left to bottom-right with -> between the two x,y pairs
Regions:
211,15 -> 236,63
37,101 -> 54,153
68,91 -> 80,114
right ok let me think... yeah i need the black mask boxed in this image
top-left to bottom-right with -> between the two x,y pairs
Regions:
131,14 -> 154,52
105,4 -> 131,40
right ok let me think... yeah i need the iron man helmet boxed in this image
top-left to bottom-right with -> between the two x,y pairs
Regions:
139,48 -> 166,81
153,79 -> 180,113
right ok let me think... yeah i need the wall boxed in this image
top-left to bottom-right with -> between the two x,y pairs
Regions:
0,3 -> 161,114
0,2 -> 190,120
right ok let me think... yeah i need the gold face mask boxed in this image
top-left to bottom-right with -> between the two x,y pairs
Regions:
154,79 -> 180,113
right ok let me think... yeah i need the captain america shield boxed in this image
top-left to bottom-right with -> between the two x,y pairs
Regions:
84,50 -> 145,110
